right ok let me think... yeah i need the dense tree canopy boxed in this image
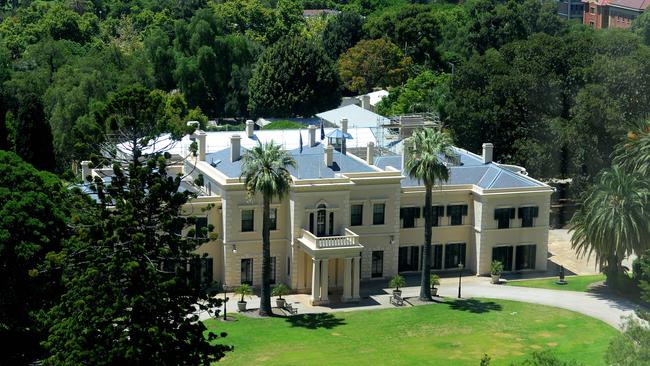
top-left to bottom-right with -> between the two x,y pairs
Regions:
338,38 -> 412,94
0,151 -> 72,364
321,11 -> 364,60
248,36 -> 341,116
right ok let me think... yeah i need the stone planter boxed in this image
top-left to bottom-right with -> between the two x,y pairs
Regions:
276,298 -> 286,308
431,287 -> 438,297
237,301 -> 247,312
491,274 -> 501,284
392,290 -> 402,297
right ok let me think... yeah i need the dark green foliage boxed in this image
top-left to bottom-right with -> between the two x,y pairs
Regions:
321,11 -> 364,60
248,36 -> 341,117
14,94 -> 56,172
0,151 -> 70,364
605,317 -> 650,366
510,350 -> 581,365
44,91 -> 231,365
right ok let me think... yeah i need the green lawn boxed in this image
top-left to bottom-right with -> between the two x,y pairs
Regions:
205,299 -> 616,366
506,275 -> 606,292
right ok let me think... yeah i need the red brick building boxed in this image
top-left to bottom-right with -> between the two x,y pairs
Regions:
582,0 -> 650,28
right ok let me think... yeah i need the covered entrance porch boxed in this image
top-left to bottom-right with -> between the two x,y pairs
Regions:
296,228 -> 364,305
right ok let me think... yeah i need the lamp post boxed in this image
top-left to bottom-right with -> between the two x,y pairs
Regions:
457,263 -> 464,299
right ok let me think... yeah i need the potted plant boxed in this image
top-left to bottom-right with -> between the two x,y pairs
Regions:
389,274 -> 406,296
235,283 -> 253,312
272,283 -> 290,308
491,260 -> 504,284
430,274 -> 440,296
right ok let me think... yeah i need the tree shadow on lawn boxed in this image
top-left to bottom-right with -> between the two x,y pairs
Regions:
285,313 -> 346,330
447,299 -> 503,314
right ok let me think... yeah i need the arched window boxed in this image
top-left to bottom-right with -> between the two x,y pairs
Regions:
317,204 -> 326,236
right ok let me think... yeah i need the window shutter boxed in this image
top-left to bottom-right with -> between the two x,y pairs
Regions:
415,207 -> 421,218
494,209 -> 500,220
399,208 -> 404,219
462,205 -> 468,216
438,206 -> 445,217
447,205 -> 452,217
532,207 -> 539,217
518,207 -> 523,218
509,208 -> 516,219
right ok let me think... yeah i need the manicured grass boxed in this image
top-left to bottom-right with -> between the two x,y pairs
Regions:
205,299 -> 616,366
506,274 -> 606,292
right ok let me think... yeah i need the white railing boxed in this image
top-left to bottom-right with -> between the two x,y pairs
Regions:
301,228 -> 360,249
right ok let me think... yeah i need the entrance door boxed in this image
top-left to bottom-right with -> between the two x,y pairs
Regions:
492,246 -> 513,271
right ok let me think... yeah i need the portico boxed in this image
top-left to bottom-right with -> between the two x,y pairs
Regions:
297,228 -> 364,305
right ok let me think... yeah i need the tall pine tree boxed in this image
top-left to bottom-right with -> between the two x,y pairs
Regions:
14,94 -> 56,171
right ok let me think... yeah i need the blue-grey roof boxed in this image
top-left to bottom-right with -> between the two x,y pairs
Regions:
374,149 -> 545,189
206,143 -> 376,180
316,104 -> 390,128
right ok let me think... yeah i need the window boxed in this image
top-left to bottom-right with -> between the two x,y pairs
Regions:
287,256 -> 291,276
589,20 -> 595,27
329,212 -> 334,235
518,206 -> 539,228
189,257 -> 213,288
431,244 -> 443,269
269,208 -> 277,231
515,245 -> 537,270
373,203 -> 385,225
371,251 -> 384,278
444,243 -> 466,269
309,213 -> 314,233
350,204 -> 363,226
590,6 -> 595,14
398,246 -> 420,272
425,205 -> 445,227
270,257 -> 276,284
241,258 -> 253,285
317,207 -> 326,236
194,217 -> 208,238
400,207 -> 420,228
494,208 -> 515,229
447,204 -> 468,226
492,246 -> 513,272
241,209 -> 254,232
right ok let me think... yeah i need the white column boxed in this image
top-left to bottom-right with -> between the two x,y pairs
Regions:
352,256 -> 361,300
311,258 -> 321,305
342,257 -> 352,301
320,259 -> 329,303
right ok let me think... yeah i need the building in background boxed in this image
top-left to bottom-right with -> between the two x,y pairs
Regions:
581,0 -> 650,28
557,0 -> 585,20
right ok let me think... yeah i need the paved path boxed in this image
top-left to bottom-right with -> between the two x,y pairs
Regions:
199,276 -> 642,330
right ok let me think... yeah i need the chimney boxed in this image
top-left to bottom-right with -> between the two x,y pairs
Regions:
482,143 -> 493,164
341,118 -> 348,133
245,120 -> 255,138
81,160 -> 91,182
324,145 -> 333,167
361,95 -> 371,110
366,141 -> 375,165
230,135 -> 241,162
401,140 -> 410,173
197,131 -> 207,161
308,125 -> 317,147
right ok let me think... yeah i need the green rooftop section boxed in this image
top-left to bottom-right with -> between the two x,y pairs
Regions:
206,299 -> 615,366
262,120 -> 305,130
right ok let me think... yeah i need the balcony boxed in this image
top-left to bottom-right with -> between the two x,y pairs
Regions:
298,228 -> 363,253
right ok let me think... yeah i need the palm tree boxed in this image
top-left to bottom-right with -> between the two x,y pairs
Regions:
240,141 -> 296,316
404,128 -> 454,301
613,121 -> 650,176
570,166 -> 650,288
